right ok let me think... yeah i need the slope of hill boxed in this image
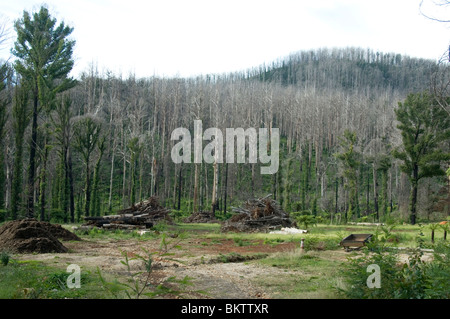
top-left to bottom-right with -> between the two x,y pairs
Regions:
247,47 -> 437,94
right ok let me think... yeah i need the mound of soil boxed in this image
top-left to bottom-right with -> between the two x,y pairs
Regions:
39,221 -> 82,241
0,219 -> 80,254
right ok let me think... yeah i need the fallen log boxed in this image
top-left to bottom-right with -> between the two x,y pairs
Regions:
81,196 -> 172,230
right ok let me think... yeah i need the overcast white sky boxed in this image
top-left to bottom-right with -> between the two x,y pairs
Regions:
1,0 -> 449,79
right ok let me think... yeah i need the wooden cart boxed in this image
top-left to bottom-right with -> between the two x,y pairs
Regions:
340,234 -> 373,251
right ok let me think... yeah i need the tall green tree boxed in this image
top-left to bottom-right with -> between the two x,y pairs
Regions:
73,116 -> 102,217
127,137 -> 141,206
12,5 -> 76,218
91,136 -> 106,216
51,94 -> 76,222
0,62 -> 9,210
38,122 -> 52,221
378,154 -> 392,219
393,92 -> 450,225
10,82 -> 30,219
336,129 -> 361,222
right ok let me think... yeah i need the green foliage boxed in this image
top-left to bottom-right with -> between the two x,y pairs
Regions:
440,222 -> 449,240
393,92 -> 450,224
50,208 -> 66,224
339,248 -> 401,298
97,235 -> 201,299
212,252 -> 267,263
0,209 -> 7,222
428,223 -> 440,243
291,211 -> 317,230
11,5 -> 76,219
233,236 -> 252,247
423,242 -> 450,298
340,236 -> 450,299
335,130 -> 361,220
0,251 -> 10,266
0,63 -> 9,210
90,136 -> 106,216
0,260 -> 101,299
394,93 -> 450,180
302,236 -> 339,251
12,5 -> 76,97
127,137 -> 142,205
263,237 -> 285,247
73,116 -> 102,217
368,223 -> 401,250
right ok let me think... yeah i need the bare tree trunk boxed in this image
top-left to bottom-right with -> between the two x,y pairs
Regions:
150,156 -> 156,197
39,139 -> 49,221
410,164 -> 419,225
193,163 -> 199,212
251,164 -> 255,198
223,163 -> 228,215
366,166 -> 370,215
373,163 -> 379,221
122,149 -> 127,208
85,162 -> 91,217
26,91 -> 38,218
177,162 -> 183,211
211,161 -> 218,217
67,148 -> 75,222
108,148 -> 115,212
335,177 -> 338,218
172,164 -> 178,209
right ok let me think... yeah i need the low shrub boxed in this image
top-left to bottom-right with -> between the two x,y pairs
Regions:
339,240 -> 450,299
0,251 -> 10,266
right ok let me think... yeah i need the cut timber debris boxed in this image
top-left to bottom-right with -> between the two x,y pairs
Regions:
221,194 -> 295,232
82,196 -> 173,230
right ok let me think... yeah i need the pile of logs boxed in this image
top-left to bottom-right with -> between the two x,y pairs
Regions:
82,196 -> 174,230
221,194 -> 295,232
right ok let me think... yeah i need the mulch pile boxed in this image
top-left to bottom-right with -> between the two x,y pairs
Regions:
0,218 -> 81,254
221,194 -> 295,232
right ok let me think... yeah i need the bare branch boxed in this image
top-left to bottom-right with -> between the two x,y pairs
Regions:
420,0 -> 450,23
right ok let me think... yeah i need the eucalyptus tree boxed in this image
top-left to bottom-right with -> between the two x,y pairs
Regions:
73,116 -> 102,217
393,92 -> 450,224
51,94 -> 76,221
91,136 -> 105,216
336,129 -> 361,222
10,82 -> 30,219
127,136 -> 141,206
0,62 -> 9,210
12,5 -> 76,217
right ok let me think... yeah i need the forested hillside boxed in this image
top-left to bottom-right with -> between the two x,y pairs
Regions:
0,7 -> 449,226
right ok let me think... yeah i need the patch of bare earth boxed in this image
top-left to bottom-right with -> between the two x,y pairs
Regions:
11,235 -> 306,298
13,233 -> 425,299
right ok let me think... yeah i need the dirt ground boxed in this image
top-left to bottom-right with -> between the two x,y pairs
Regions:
12,234 -> 342,299
12,231 -> 433,299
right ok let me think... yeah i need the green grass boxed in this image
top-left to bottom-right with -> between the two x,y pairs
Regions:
173,223 -> 221,233
64,221 -> 435,249
0,259 -> 105,299
0,221 -> 445,299
253,249 -> 344,298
